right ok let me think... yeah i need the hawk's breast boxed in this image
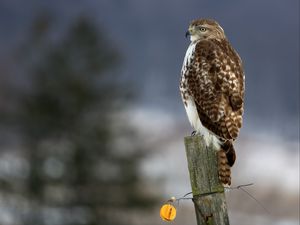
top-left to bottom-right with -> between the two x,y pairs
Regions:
180,41 -> 221,149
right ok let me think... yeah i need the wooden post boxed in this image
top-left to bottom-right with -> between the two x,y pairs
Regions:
184,136 -> 230,225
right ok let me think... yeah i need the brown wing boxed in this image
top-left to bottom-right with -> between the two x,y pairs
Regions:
188,39 -> 244,140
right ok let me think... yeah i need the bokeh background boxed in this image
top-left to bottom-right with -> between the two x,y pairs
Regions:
0,1 -> 299,225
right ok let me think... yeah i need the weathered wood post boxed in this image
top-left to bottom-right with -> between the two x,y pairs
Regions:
184,135 -> 230,225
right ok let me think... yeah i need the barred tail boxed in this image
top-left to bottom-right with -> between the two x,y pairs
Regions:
222,140 -> 236,166
218,140 -> 236,185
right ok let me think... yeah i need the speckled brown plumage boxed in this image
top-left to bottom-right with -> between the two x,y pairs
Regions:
180,19 -> 245,185
193,39 -> 244,140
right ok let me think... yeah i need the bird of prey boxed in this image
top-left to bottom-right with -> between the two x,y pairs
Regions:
180,19 -> 245,185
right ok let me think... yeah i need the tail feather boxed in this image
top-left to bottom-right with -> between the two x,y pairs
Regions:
222,140 -> 236,166
218,140 -> 236,186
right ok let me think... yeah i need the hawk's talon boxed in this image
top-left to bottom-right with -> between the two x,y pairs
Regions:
191,131 -> 197,136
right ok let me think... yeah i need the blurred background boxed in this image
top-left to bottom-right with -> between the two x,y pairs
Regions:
0,0 -> 299,225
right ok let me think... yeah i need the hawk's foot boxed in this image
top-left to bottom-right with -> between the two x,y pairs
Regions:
218,149 -> 231,186
191,130 -> 197,136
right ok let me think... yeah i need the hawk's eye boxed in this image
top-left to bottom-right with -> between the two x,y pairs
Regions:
199,27 -> 207,32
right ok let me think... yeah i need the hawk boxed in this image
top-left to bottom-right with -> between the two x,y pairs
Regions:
180,19 -> 245,185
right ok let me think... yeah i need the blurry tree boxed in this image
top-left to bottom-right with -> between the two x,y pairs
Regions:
0,14 -> 157,225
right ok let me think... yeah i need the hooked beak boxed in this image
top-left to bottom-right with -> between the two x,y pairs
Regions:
185,30 -> 190,38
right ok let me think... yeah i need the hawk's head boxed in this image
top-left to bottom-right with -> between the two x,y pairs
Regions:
186,19 -> 226,42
